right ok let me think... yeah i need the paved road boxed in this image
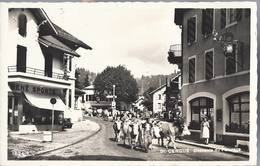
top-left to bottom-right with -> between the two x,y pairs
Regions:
28,117 -> 248,161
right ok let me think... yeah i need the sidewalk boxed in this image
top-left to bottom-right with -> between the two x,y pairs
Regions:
175,139 -> 249,157
8,119 -> 101,159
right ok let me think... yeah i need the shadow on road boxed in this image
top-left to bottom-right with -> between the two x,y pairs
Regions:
21,155 -> 146,161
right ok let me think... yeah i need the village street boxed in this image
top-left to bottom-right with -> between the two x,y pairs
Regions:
23,117 -> 248,161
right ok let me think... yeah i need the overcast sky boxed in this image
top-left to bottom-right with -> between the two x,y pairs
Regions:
44,3 -> 181,78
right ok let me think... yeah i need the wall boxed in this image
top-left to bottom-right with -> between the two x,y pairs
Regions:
8,9 -> 45,71
182,9 -> 250,84
152,86 -> 166,114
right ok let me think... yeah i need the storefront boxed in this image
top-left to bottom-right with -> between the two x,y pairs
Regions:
8,82 -> 67,132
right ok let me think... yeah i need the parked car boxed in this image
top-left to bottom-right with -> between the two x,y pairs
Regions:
63,118 -> 73,128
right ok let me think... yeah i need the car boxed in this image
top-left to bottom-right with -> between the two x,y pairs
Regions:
63,118 -> 73,128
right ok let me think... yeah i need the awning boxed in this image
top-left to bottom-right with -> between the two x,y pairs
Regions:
39,35 -> 80,57
23,92 -> 66,111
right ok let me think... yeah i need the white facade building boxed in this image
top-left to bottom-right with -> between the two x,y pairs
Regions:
7,8 -> 91,132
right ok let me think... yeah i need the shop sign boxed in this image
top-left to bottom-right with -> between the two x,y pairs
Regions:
9,83 -> 60,95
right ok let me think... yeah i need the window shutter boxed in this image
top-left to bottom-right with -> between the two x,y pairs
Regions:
205,9 -> 213,35
18,14 -> 27,37
201,10 -> 206,35
205,51 -> 213,80
235,9 -> 242,21
189,58 -> 195,83
187,17 -> 196,43
220,9 -> 226,29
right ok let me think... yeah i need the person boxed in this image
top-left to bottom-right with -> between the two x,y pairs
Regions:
201,117 -> 210,144
141,118 -> 153,152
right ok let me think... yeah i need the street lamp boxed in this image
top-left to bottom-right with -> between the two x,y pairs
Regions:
212,30 -> 243,69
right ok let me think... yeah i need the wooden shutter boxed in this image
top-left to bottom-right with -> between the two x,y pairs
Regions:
18,14 -> 27,37
189,58 -> 195,83
187,17 -> 196,43
205,51 -> 213,80
220,9 -> 226,29
202,9 -> 213,36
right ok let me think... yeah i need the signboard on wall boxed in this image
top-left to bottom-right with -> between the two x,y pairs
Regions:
9,83 -> 61,95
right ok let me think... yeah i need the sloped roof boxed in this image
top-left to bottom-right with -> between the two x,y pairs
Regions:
39,35 -> 80,57
29,8 -> 92,51
53,23 -> 92,50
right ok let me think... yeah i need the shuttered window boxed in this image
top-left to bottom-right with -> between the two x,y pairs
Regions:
202,9 -> 214,36
189,58 -> 196,83
220,9 -> 242,29
18,14 -> 27,37
205,51 -> 213,80
187,17 -> 196,44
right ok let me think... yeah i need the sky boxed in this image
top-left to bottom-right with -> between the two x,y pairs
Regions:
44,3 -> 181,78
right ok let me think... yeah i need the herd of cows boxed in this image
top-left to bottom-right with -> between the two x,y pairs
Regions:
111,113 -> 191,153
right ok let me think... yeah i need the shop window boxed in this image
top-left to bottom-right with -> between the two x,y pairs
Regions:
220,9 -> 242,29
202,9 -> 214,36
18,14 -> 27,37
187,16 -> 196,44
189,58 -> 196,83
189,97 -> 213,130
205,50 -> 214,80
226,92 -> 249,134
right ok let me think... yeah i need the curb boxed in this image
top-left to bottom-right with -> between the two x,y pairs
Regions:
13,120 -> 102,159
175,140 -> 249,157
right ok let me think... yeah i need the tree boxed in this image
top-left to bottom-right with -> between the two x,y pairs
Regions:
75,68 -> 96,89
94,65 -> 138,104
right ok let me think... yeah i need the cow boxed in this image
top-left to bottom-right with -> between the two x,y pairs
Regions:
121,119 -> 140,149
153,121 -> 190,149
113,119 -> 122,142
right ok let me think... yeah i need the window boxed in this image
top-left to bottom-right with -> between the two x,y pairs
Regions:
69,57 -> 72,71
189,57 -> 196,83
220,9 -> 242,28
205,50 -> 214,80
202,9 -> 214,36
226,92 -> 249,134
187,16 -> 196,44
18,14 -> 27,37
17,45 -> 27,72
158,94 -> 161,100
189,97 -> 213,130
158,103 -> 162,109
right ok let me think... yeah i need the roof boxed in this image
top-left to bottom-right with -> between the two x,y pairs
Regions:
53,23 -> 92,50
39,35 -> 80,57
149,84 -> 166,95
29,8 -> 92,51
83,85 -> 95,90
149,72 -> 181,95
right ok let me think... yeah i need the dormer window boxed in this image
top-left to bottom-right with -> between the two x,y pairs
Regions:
18,14 -> 27,37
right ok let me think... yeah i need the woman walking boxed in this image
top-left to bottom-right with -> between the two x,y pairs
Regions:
201,117 -> 210,144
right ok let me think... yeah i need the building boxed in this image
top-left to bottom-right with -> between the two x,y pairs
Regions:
132,96 -> 145,112
80,85 -> 112,111
174,8 -> 250,146
150,73 -> 181,119
7,8 -> 91,132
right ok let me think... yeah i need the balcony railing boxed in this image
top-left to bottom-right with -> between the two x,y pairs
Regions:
8,66 -> 67,80
168,44 -> 182,65
169,44 -> 182,57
